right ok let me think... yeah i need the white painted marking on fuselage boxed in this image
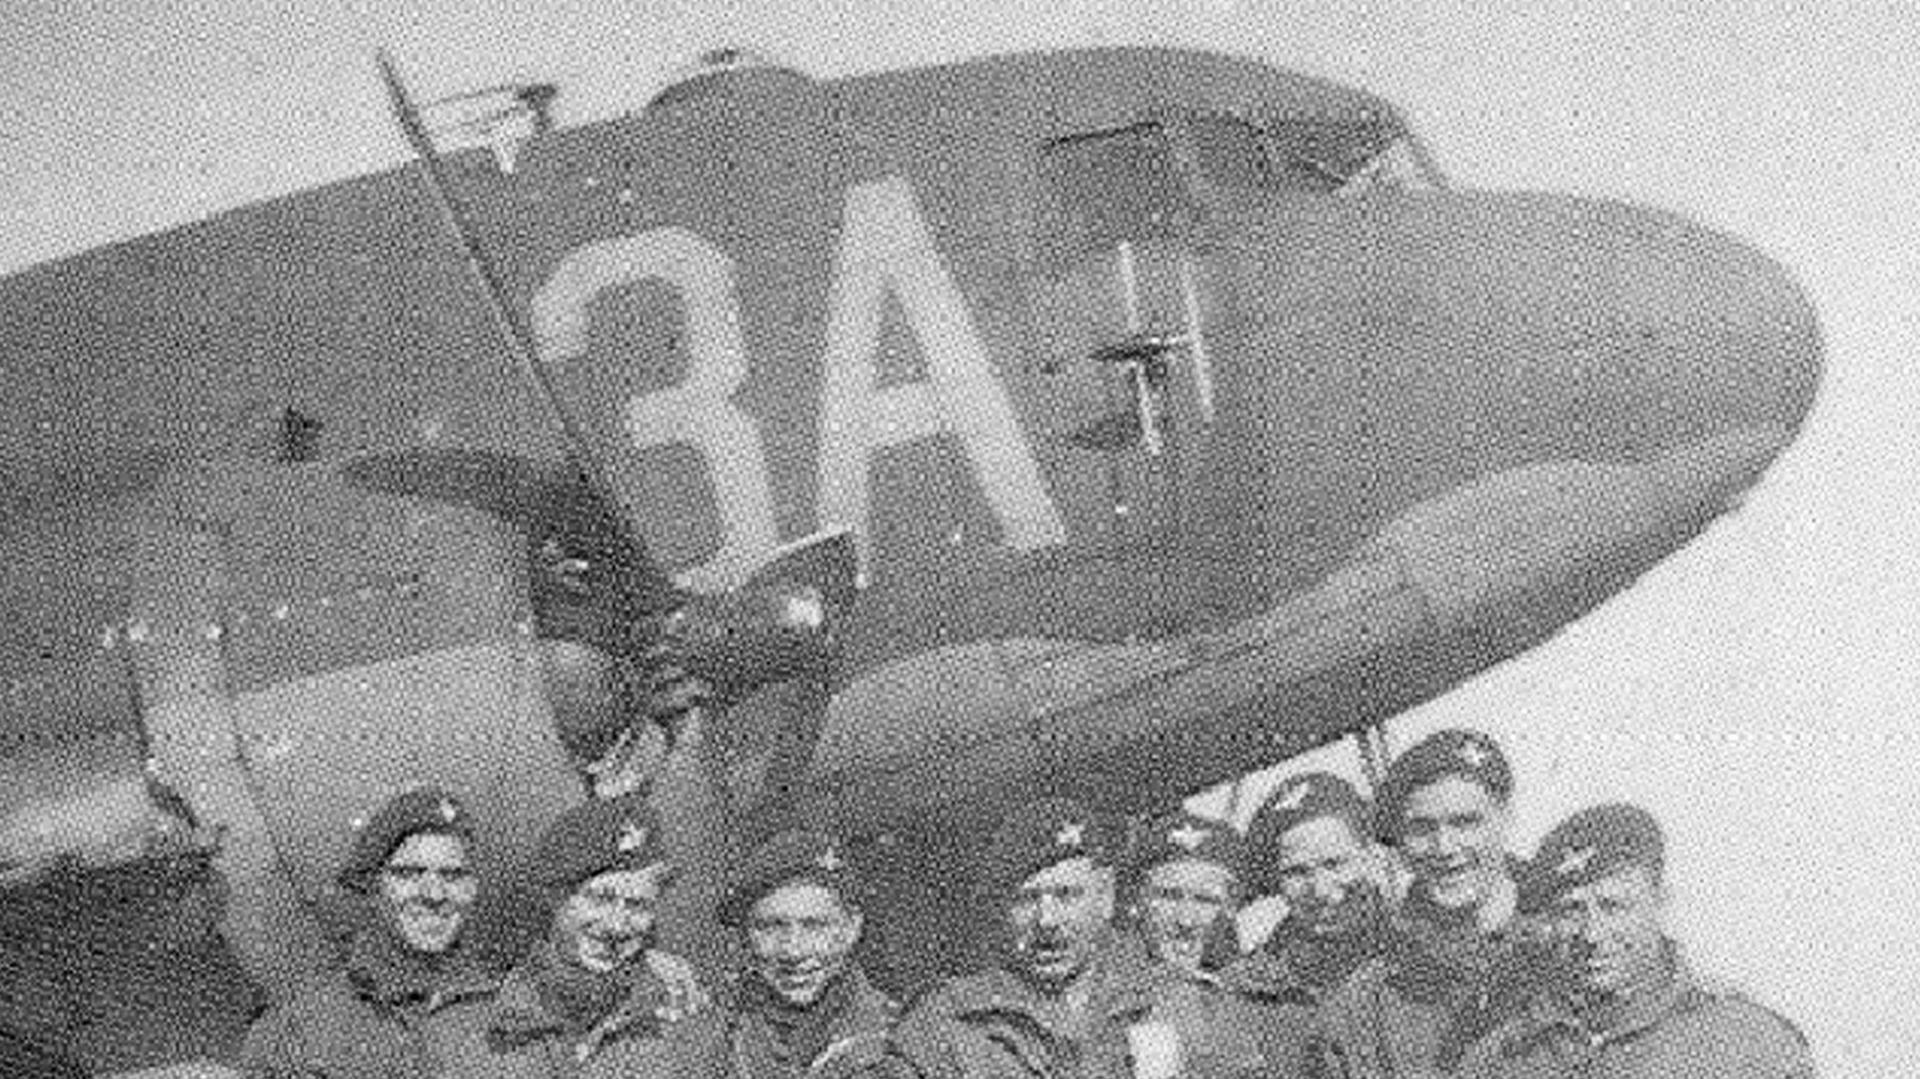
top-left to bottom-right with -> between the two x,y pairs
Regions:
1116,240 -> 1143,333
817,177 -> 1065,555
534,175 -> 1065,588
534,228 -> 780,590
1178,253 -> 1216,425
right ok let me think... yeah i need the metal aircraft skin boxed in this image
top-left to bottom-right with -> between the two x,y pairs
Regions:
0,46 -> 1819,1075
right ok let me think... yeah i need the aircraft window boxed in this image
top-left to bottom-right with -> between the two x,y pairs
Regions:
1041,123 -> 1198,244
1333,137 -> 1441,195
1178,114 -> 1439,196
1263,116 -> 1415,193
1186,114 -> 1279,191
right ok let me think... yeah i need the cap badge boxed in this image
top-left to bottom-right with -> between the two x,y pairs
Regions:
1055,821 -> 1086,848
1557,846 -> 1595,877
1168,823 -> 1209,851
438,799 -> 459,823
816,847 -> 844,871
617,821 -> 651,854
1457,742 -> 1490,768
1275,783 -> 1310,811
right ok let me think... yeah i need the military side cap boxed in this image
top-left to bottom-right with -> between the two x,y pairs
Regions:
1522,802 -> 1665,913
1244,772 -> 1372,887
718,829 -> 860,928
1378,729 -> 1512,840
338,786 -> 475,890
1129,810 -> 1244,879
532,795 -> 670,894
983,797 -> 1117,893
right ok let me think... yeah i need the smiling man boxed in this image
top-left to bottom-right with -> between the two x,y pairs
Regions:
1126,809 -> 1276,1079
1393,742 -> 1517,930
483,796 -> 698,1076
1312,729 -> 1549,1077
241,786 -> 502,1078
379,827 -> 480,956
672,828 -> 907,1078
1224,773 -> 1392,1075
478,791 -> 714,1067
1131,811 -> 1245,980
1459,803 -> 1814,1078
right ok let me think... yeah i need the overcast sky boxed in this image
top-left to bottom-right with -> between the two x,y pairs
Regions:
3,1 -> 1917,1071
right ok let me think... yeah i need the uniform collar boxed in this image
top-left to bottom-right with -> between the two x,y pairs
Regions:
1391,865 -> 1533,978
1225,920 -> 1387,1003
487,942 -> 670,1055
727,965 -> 898,1074
1219,947 -> 1299,1002
829,965 -> 899,1035
342,917 -> 497,1013
1125,930 -> 1226,991
752,963 -> 892,1036
1525,942 -> 1695,1049
1380,898 -> 1554,1018
946,933 -> 1168,1027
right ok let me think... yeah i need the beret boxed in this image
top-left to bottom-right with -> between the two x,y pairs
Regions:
1522,802 -> 1665,912
531,794 -> 670,895
718,829 -> 860,928
1377,729 -> 1512,840
981,797 -> 1118,895
1128,810 -> 1244,880
1244,772 -> 1372,890
338,786 -> 475,890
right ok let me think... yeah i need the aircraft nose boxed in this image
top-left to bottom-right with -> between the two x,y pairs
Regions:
1570,202 -> 1823,514
1607,203 -> 1822,444
1329,199 -> 1827,638
1404,193 -> 1826,506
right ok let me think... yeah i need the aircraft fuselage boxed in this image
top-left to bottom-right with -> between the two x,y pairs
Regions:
0,46 -> 1820,1054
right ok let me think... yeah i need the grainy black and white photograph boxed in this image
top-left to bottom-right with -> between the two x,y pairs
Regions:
0,2 -> 1910,1076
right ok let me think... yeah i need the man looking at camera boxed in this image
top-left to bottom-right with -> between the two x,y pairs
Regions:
241,786 -> 500,1078
674,828 -> 908,1078
1458,803 -> 1814,1079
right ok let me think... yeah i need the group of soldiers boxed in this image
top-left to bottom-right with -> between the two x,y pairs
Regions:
220,725 -> 1813,1079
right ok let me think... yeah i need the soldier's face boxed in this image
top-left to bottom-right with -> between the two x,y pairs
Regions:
377,833 -> 477,954
554,865 -> 666,973
1275,816 -> 1381,938
747,881 -> 863,1007
1007,857 -> 1114,988
1398,777 -> 1511,911
1549,864 -> 1669,998
1140,858 -> 1237,975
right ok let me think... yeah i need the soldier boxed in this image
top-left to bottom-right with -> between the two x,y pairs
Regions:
1312,729 -> 1547,1077
893,797 -> 1261,1079
1224,773 -> 1393,1073
1130,810 -> 1244,979
1458,803 -> 1814,1078
1382,730 -> 1525,934
1127,809 -> 1276,1078
671,828 -> 907,1078
481,797 -> 698,1076
240,786 -> 502,1078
